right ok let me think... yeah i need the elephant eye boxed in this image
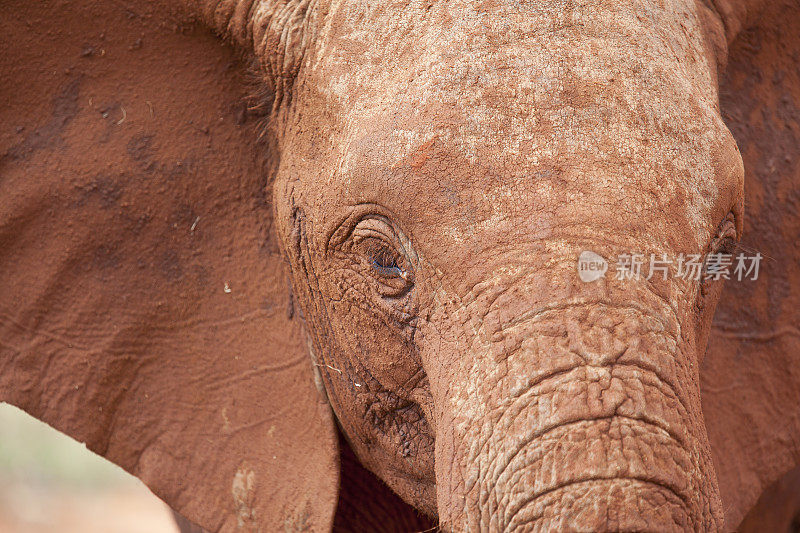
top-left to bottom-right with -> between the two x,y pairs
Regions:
711,213 -> 738,255
699,212 -> 739,298
368,243 -> 404,278
350,217 -> 414,297
356,237 -> 412,297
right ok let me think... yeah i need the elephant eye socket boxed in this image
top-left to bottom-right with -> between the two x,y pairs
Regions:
699,212 -> 739,299
350,217 -> 414,297
710,213 -> 738,256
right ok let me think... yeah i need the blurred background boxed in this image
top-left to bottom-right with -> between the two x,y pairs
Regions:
0,402 -> 177,533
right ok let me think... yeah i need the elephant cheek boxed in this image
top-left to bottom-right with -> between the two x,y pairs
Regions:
425,304 -> 723,532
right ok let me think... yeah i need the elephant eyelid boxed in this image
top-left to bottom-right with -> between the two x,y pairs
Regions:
699,212 -> 740,299
327,205 -> 419,262
368,243 -> 401,271
346,218 -> 415,297
359,237 -> 412,284
708,212 -> 739,255
328,211 -> 417,297
371,260 -> 404,277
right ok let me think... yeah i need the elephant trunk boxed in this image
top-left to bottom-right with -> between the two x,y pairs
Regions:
422,272 -> 723,531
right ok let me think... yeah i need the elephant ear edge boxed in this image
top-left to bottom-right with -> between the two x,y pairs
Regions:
702,2 -> 800,529
0,1 -> 339,531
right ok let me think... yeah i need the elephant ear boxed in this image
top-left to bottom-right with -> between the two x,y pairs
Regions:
702,3 -> 800,529
0,1 -> 338,531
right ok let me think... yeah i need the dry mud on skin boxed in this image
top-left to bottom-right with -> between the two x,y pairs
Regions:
1,0 -> 800,532
2,1 -> 337,531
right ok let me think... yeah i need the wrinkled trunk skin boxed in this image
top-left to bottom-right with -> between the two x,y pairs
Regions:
422,265 -> 723,532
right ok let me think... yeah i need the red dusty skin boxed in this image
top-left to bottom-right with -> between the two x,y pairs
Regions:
4,0 -> 800,531
421,258 -> 723,531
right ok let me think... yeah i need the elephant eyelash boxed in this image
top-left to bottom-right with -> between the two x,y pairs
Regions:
363,240 -> 409,280
709,212 -> 739,256
332,212 -> 416,298
717,237 -> 737,256
698,212 -> 740,300
372,256 -> 403,277
368,242 -> 398,269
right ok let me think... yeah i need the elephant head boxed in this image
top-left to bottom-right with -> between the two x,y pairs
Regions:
1,0 -> 799,531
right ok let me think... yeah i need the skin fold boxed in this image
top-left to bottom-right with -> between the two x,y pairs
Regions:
737,465 -> 800,532
1,0 -> 798,531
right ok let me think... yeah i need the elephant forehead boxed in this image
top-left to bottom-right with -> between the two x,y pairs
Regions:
309,0 -> 721,136
305,121 -> 719,264
289,0 -> 734,251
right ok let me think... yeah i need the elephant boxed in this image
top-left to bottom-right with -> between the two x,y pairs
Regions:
1,0 -> 799,531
